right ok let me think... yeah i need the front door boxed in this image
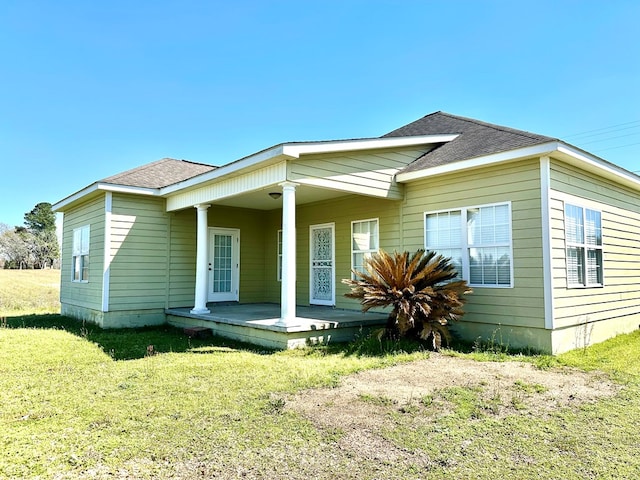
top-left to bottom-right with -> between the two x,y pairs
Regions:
310,223 -> 335,305
208,228 -> 240,302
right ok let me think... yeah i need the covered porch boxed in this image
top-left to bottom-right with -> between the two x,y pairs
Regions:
166,303 -> 388,349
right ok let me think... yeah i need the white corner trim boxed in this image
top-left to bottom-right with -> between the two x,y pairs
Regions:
396,142 -> 559,183
540,157 -> 554,330
101,192 -> 112,312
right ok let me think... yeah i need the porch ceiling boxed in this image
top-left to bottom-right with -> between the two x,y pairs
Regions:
192,183 -> 352,210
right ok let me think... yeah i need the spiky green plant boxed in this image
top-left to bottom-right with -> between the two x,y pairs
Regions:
342,249 -> 472,349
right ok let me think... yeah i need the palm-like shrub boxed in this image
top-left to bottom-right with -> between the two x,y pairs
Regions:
342,249 -> 472,350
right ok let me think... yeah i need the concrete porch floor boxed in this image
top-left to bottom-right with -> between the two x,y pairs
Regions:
166,303 -> 389,349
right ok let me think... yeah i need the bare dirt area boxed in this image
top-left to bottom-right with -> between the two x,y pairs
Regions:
286,353 -> 620,465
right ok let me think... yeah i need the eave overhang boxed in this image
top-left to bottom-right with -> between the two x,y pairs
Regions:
53,183 -> 159,212
395,141 -> 640,192
53,134 -> 460,213
160,134 -> 459,196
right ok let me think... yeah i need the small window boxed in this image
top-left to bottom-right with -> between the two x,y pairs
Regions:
72,225 -> 90,282
277,230 -> 283,281
425,203 -> 513,287
351,218 -> 379,278
565,204 -> 603,287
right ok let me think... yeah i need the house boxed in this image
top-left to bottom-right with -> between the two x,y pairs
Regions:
53,112 -> 640,353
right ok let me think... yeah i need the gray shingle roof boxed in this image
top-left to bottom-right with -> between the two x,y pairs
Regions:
101,158 -> 216,189
383,111 -> 556,173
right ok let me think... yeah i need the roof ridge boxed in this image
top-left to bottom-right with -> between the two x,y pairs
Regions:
433,111 -> 555,141
179,159 -> 216,169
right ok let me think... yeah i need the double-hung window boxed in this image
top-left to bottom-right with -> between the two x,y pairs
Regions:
72,225 -> 90,282
425,203 -> 512,287
351,218 -> 379,278
565,204 -> 603,287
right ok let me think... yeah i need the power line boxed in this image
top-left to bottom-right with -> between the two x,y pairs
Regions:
593,141 -> 640,153
561,120 -> 640,139
580,131 -> 640,146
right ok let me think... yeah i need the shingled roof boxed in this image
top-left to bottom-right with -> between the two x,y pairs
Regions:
384,111 -> 556,173
101,158 -> 216,189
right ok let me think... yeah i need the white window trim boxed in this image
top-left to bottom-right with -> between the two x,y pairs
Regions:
277,229 -> 283,282
424,202 -> 514,288
72,225 -> 90,283
351,218 -> 379,279
564,203 -> 604,288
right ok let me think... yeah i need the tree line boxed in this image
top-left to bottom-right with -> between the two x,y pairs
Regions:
0,202 -> 60,269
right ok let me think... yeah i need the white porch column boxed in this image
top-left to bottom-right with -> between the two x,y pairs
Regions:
277,182 -> 298,326
191,204 -> 211,314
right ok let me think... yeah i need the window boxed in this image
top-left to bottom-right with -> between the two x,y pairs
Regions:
565,204 -> 603,287
425,210 -> 463,276
277,230 -> 283,281
72,225 -> 90,282
425,203 -> 512,287
351,218 -> 379,278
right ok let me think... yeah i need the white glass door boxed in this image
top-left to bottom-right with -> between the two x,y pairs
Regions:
310,223 -> 335,306
208,228 -> 239,302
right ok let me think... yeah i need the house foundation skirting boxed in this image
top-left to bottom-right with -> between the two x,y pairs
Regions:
166,303 -> 387,349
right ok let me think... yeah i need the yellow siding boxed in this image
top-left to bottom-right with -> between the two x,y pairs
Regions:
208,206 -> 268,303
549,160 -> 640,333
293,195 -> 402,308
263,209 -> 284,302
60,195 -> 106,311
289,146 -> 432,199
402,159 -> 546,333
108,194 -> 169,311
167,205 -> 270,307
167,209 -> 197,307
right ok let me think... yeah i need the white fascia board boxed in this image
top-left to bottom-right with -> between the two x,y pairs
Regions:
281,134 -> 459,158
396,142 -> 559,183
98,183 -> 158,196
159,135 -> 458,196
53,183 -> 159,212
161,145 -> 287,195
555,144 -> 640,190
396,141 -> 640,190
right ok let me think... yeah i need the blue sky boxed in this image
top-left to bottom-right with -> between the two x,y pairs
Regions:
1,0 -> 639,228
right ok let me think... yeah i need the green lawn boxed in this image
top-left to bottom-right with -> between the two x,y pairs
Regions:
1,271 -> 639,478
1,314 -> 639,479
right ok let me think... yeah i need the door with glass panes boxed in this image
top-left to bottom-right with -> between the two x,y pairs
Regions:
309,223 -> 335,305
207,228 -> 239,302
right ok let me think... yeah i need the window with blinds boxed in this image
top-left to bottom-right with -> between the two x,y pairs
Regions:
565,204 -> 603,287
425,203 -> 512,287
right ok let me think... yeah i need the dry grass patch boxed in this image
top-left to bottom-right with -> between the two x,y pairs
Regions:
0,269 -> 60,315
288,353 -> 620,459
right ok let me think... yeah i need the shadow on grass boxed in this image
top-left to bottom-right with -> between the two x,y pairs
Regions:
2,314 -> 476,361
2,314 -> 275,360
